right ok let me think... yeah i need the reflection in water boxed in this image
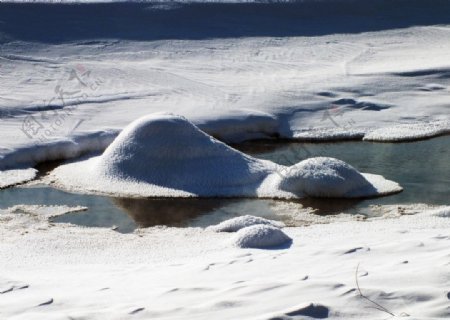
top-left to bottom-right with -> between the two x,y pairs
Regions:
296,197 -> 363,215
114,196 -> 364,229
113,197 -> 234,228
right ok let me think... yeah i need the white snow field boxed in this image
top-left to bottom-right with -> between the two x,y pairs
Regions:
49,113 -> 402,198
0,1 -> 449,319
0,0 -> 450,170
0,204 -> 449,319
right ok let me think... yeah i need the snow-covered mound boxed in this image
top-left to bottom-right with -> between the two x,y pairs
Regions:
208,215 -> 284,232
232,225 -> 292,249
0,168 -> 37,189
277,157 -> 401,198
50,114 -> 402,198
51,113 -> 279,197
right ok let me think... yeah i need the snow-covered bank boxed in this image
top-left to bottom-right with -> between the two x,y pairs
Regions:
364,120 -> 450,142
0,205 -> 449,319
48,114 -> 402,198
0,168 -> 37,188
0,1 -> 450,170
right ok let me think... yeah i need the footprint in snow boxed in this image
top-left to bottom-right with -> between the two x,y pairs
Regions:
0,283 -> 29,294
342,247 -> 369,255
37,298 -> 53,307
285,303 -> 329,319
129,307 -> 145,315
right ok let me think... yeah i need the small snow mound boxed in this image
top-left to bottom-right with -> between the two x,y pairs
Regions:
232,225 -> 292,249
279,157 -> 400,198
207,215 -> 284,232
0,168 -> 37,189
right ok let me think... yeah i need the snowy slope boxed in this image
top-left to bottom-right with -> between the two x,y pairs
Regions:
0,0 -> 450,169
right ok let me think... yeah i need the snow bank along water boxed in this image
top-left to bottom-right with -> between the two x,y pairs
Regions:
0,168 -> 37,189
50,114 -> 402,198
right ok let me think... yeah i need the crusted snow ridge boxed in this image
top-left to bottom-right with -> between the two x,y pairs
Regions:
232,225 -> 292,249
0,130 -> 118,171
0,204 -> 87,219
0,168 -> 37,189
207,215 -> 285,232
363,120 -> 450,142
50,114 -> 402,199
292,128 -> 366,141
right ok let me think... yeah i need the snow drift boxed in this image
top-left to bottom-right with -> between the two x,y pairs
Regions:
50,114 -> 402,198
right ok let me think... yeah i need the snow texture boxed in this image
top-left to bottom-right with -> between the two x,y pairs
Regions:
426,206 -> 450,218
278,157 -> 401,198
0,203 -> 449,319
50,114 -> 402,198
0,204 -> 88,218
0,168 -> 37,188
207,215 -> 285,232
0,205 -> 88,231
364,120 -> 450,142
0,1 -> 449,169
232,225 -> 292,249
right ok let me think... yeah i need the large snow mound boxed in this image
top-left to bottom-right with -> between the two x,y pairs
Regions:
0,168 -> 37,189
207,215 -> 285,232
232,225 -> 292,249
51,113 -> 279,197
50,114 -> 402,199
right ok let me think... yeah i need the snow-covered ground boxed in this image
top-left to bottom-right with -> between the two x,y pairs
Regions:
1,1 -> 450,169
0,204 -> 449,319
0,1 -> 449,319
